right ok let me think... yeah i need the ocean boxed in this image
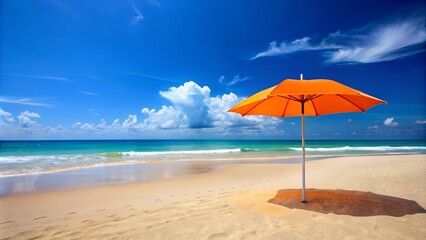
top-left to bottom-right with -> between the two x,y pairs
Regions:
1,140 -> 425,177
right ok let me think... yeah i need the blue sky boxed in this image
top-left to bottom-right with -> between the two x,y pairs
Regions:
0,0 -> 425,140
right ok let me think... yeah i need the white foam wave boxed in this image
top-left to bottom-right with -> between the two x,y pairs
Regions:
289,146 -> 426,152
122,148 -> 241,156
0,148 -> 242,164
0,154 -> 106,164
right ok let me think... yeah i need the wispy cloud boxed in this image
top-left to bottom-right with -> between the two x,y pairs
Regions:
125,72 -> 180,83
86,75 -> 103,81
251,14 -> 426,64
129,0 -> 144,25
251,37 -> 340,60
2,73 -> 72,83
0,97 -> 52,107
148,0 -> 161,8
414,120 -> 426,124
48,0 -> 78,19
218,75 -> 250,86
78,91 -> 97,96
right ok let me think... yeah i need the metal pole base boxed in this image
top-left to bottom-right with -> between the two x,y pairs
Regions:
302,200 -> 306,203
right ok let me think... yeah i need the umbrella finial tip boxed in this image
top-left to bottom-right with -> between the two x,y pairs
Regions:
300,74 -> 303,80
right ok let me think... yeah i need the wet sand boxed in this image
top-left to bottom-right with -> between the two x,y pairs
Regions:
0,155 -> 314,195
1,154 -> 425,239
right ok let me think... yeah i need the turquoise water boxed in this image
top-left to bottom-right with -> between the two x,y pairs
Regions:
0,140 -> 425,176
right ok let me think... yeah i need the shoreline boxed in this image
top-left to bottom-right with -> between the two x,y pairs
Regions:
1,152 -> 424,196
1,151 -> 423,178
1,154 -> 425,239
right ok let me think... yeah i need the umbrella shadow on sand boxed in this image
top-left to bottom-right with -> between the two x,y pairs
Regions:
268,189 -> 426,217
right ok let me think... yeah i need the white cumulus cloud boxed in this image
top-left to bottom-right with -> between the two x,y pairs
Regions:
0,108 -> 14,123
122,115 -> 138,129
112,119 -> 120,127
96,119 -> 107,129
141,106 -> 185,129
140,81 -> 281,131
0,81 -> 282,139
159,81 -> 212,128
80,123 -> 96,131
17,111 -> 41,128
384,117 -> 400,127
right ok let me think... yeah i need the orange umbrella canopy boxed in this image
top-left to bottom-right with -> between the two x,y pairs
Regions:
228,78 -> 386,203
228,79 -> 386,117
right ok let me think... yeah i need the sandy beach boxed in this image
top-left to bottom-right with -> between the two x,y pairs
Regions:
1,154 -> 425,239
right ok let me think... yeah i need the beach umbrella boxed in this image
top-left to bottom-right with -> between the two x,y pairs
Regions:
228,74 -> 386,203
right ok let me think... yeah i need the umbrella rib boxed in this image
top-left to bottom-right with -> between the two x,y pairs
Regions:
281,97 -> 290,118
310,99 -> 319,116
277,94 -> 323,102
241,99 -> 267,116
336,94 -> 365,111
306,94 -> 323,101
277,95 -> 302,102
307,94 -> 323,116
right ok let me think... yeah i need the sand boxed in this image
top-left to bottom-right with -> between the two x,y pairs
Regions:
1,154 -> 425,239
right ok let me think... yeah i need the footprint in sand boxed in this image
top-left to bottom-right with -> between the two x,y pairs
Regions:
124,205 -> 135,211
66,212 -> 77,215
43,226 -> 57,232
26,235 -> 44,240
243,230 -> 258,239
112,217 -> 126,222
33,216 -> 47,221
0,221 -> 14,225
208,232 -> 230,240
96,209 -> 106,212
53,231 -> 65,236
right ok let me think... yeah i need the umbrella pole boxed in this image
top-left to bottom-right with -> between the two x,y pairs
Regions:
300,74 -> 306,203
301,104 -> 306,203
